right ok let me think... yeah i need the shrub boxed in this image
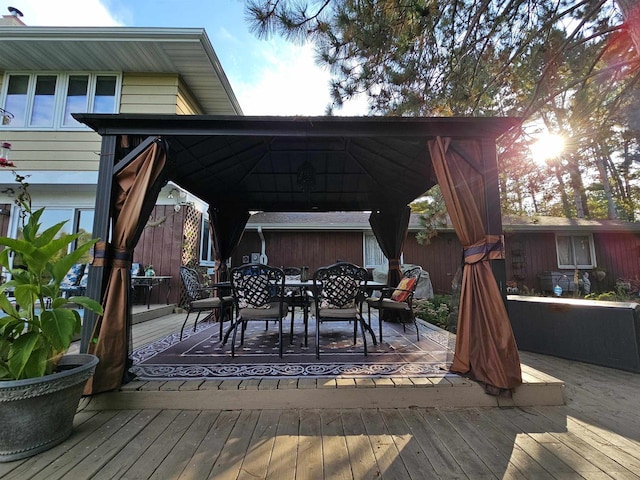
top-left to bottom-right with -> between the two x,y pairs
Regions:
414,295 -> 452,331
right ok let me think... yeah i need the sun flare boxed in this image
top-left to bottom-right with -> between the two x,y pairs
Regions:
530,133 -> 565,166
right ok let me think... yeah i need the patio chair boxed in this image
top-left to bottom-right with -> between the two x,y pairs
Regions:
224,263 -> 288,358
59,263 -> 86,298
313,261 -> 376,359
282,266 -> 312,346
366,266 -> 422,342
179,266 -> 234,341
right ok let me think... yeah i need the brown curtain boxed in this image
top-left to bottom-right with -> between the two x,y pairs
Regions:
369,206 -> 411,287
85,140 -> 167,394
428,136 -> 521,393
210,206 -> 250,282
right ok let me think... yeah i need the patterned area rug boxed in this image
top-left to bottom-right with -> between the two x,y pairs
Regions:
131,317 -> 455,380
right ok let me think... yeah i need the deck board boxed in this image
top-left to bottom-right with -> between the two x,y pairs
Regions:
6,307 -> 640,479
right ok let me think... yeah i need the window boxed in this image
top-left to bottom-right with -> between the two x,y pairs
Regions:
1,72 -> 119,129
200,215 -> 216,266
556,234 -> 596,269
364,232 -> 388,268
11,207 -> 95,269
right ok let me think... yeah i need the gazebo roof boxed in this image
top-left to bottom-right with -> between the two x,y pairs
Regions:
75,114 -> 519,212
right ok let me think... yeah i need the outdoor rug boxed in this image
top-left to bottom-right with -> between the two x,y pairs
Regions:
131,316 -> 455,380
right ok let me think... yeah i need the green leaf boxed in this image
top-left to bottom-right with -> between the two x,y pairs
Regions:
0,248 -> 10,269
13,284 -> 39,317
32,221 -> 68,248
8,332 -> 44,379
23,348 -> 49,378
66,296 -> 104,315
50,240 -> 98,283
0,291 -> 19,318
0,362 -> 12,380
40,309 -> 78,351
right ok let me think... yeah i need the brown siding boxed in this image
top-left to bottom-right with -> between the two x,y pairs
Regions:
234,231 -> 363,274
593,231 -> 640,289
0,205 -> 11,237
403,232 -> 462,295
133,205 -> 187,305
502,231 -> 640,294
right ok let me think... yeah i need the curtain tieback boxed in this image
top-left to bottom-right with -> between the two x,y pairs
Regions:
388,259 -> 400,268
92,241 -> 133,269
463,235 -> 504,264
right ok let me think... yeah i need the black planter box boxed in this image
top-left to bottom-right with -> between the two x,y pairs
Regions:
538,271 -> 577,294
507,295 -> 640,373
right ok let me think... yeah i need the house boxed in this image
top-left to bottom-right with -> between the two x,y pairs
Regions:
0,15 -> 241,303
234,211 -> 640,295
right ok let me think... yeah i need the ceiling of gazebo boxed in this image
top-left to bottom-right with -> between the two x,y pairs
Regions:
75,114 -> 519,212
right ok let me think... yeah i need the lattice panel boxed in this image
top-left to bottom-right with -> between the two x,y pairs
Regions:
181,206 -> 201,267
179,206 -> 202,307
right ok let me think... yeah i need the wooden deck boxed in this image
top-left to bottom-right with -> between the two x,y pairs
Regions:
4,306 -> 639,479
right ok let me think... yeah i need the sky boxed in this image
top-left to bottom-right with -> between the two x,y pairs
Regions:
2,0 -> 368,116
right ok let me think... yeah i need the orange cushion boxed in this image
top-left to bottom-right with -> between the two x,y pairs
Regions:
391,277 -> 416,302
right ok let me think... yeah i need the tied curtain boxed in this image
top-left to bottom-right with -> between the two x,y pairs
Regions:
428,136 -> 521,393
85,140 -> 168,394
369,206 -> 411,287
209,206 -> 250,282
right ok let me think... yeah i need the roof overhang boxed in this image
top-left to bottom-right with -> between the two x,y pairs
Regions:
76,113 -> 520,212
0,26 -> 242,115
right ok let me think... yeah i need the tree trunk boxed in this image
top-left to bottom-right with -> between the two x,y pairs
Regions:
592,143 -> 618,219
554,164 -> 573,217
617,0 -> 640,54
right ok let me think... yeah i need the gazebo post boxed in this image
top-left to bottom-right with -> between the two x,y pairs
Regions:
80,134 -> 116,352
481,138 -> 507,297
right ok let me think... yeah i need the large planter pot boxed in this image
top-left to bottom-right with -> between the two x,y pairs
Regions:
0,353 -> 99,462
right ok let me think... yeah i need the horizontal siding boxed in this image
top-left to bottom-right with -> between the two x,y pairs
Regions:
177,79 -> 204,115
119,73 -> 179,114
1,130 -> 101,171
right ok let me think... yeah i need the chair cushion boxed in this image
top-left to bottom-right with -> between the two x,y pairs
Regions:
380,298 -> 411,310
240,302 -> 287,318
391,277 -> 417,302
192,297 -> 222,308
318,307 -> 359,318
61,264 -> 85,287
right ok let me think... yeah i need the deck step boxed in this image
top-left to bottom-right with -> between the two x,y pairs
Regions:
132,304 -> 177,324
84,372 -> 566,411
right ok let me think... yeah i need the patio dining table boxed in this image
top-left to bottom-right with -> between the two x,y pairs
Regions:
131,275 -> 172,309
212,278 -> 386,348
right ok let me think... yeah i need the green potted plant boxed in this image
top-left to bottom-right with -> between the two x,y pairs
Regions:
0,204 -> 104,461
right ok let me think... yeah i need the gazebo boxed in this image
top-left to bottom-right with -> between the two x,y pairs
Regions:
74,114 -> 522,397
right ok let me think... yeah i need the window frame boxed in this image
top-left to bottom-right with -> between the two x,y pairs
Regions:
555,233 -> 597,269
0,71 -> 121,130
363,232 -> 403,269
200,214 -> 216,267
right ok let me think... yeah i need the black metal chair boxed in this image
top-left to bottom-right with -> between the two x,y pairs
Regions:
366,266 -> 422,342
179,266 -> 233,341
224,263 -> 288,358
282,266 -> 312,346
313,261 -> 376,359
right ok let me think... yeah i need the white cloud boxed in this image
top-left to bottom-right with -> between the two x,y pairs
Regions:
232,41 -> 369,116
4,0 -> 123,26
